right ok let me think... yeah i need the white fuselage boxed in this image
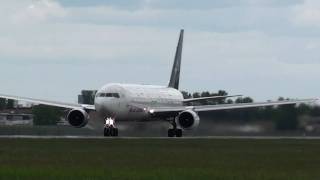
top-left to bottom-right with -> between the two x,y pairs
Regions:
94,83 -> 184,121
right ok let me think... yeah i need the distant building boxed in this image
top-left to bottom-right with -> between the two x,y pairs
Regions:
16,102 -> 36,108
78,90 -> 97,105
0,108 -> 34,126
0,113 -> 33,126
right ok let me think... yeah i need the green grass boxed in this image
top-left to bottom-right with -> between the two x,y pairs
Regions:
0,138 -> 319,179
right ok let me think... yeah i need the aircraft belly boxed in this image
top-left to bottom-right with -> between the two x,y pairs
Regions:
95,102 -> 149,122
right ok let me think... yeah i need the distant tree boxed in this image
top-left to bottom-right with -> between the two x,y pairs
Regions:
181,91 -> 192,99
200,91 -> 211,97
218,90 -> 228,96
274,105 -> 298,130
6,99 -> 15,109
310,106 -> 320,117
192,92 -> 201,98
198,91 -> 210,105
235,97 -> 253,103
297,103 -> 312,115
32,105 -> 62,126
226,99 -> 233,104
235,98 -> 242,104
217,90 -> 228,104
182,90 -> 233,105
258,106 -> 276,120
0,98 -> 6,110
243,97 -> 254,103
278,97 -> 290,101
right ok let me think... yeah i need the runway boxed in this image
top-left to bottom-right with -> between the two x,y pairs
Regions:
1,135 -> 320,140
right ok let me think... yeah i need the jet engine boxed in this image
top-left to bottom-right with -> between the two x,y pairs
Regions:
176,110 -> 200,130
67,109 -> 89,128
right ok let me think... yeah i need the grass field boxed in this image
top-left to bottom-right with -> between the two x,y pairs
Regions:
0,138 -> 319,180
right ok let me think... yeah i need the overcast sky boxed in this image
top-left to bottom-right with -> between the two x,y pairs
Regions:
1,0 -> 320,103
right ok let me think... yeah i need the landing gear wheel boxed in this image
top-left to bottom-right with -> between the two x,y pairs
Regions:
110,128 -> 119,137
175,129 -> 183,137
104,127 -> 119,137
104,128 -> 110,137
104,118 -> 118,137
167,128 -> 183,137
115,128 -> 118,136
168,129 -> 175,137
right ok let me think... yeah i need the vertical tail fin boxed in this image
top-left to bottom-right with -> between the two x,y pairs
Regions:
168,29 -> 184,89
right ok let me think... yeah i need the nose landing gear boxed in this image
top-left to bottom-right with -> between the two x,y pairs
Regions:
104,118 -> 118,137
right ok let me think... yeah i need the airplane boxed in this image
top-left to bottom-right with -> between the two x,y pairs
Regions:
0,29 -> 317,137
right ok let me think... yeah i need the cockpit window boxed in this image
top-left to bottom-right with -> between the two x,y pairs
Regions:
96,93 -> 103,97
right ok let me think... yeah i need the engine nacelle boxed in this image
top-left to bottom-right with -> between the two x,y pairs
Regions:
176,110 -> 200,130
67,109 -> 89,128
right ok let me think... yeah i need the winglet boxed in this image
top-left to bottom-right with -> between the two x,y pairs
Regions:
168,29 -> 184,89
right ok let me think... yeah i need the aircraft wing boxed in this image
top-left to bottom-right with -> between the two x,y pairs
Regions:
147,99 -> 317,114
0,94 -> 95,111
182,95 -> 242,103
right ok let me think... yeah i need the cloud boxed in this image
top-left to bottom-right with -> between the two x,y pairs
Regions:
0,0 -> 320,102
61,5 -> 295,36
10,0 -> 67,24
1,0 -> 319,65
292,0 -> 320,27
1,1 -> 320,65
143,0 -> 303,10
57,0 -> 302,9
58,0 -> 144,9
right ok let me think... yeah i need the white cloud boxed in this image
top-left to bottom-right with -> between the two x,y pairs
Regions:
141,0 -> 301,10
292,0 -> 320,27
10,0 -> 66,24
0,0 -> 319,102
1,1 -> 319,65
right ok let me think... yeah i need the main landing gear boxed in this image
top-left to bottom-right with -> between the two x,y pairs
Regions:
104,118 -> 118,137
168,121 -> 183,137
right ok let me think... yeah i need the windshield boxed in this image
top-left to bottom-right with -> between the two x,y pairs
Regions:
97,93 -> 120,98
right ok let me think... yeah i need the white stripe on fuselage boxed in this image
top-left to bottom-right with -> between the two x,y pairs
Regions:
94,83 -> 183,121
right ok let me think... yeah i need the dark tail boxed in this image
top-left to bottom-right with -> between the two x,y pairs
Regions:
168,29 -> 184,90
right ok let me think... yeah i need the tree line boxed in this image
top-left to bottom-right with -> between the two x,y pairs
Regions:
0,99 -> 16,110
182,90 -> 320,130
